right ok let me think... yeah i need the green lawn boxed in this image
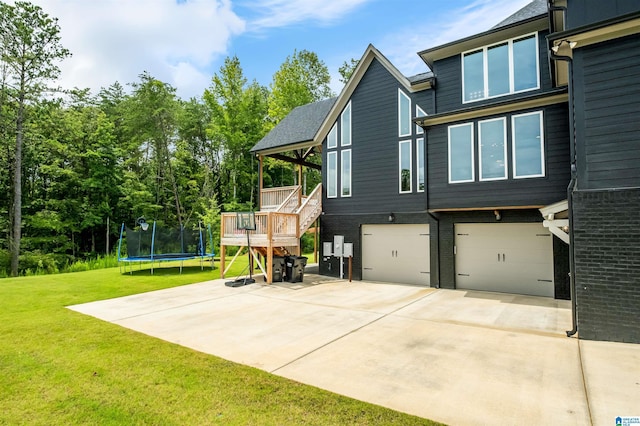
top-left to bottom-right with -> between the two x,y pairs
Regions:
0,263 -> 441,425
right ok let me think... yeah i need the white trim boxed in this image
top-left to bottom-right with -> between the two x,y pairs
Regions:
399,140 -> 412,193
448,123 -> 475,184
478,117 -> 507,181
417,138 -> 425,192
327,151 -> 338,198
398,89 -> 412,137
512,110 -> 545,179
462,32 -> 540,104
327,123 -> 337,149
415,105 -> 427,135
340,102 -> 352,147
341,149 -> 352,197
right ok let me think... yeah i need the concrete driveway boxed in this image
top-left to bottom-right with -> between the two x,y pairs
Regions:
69,274 -> 640,425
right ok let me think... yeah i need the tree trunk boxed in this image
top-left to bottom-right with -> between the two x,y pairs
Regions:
10,97 -> 24,276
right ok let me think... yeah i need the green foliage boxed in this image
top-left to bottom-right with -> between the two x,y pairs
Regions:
267,49 -> 334,128
339,57 -> 360,85
0,3 -> 337,278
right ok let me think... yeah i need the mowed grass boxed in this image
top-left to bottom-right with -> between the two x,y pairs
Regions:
0,261 -> 441,425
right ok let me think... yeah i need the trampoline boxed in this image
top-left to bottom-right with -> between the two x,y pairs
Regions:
117,221 -> 215,274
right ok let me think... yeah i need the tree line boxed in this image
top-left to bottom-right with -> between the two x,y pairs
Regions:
0,1 -> 348,276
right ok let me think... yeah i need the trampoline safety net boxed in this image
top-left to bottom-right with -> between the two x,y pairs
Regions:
120,223 -> 213,260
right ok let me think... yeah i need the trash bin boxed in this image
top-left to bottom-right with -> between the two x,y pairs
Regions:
287,256 -> 308,283
272,256 -> 285,282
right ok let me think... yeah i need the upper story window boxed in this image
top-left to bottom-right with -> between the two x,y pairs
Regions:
512,111 -> 544,178
448,123 -> 475,183
462,33 -> 539,103
327,102 -> 352,199
398,89 -> 411,137
327,123 -> 337,149
399,140 -> 412,193
417,138 -> 425,192
415,105 -> 427,135
341,150 -> 351,197
341,102 -> 351,146
448,110 -> 545,184
327,151 -> 338,198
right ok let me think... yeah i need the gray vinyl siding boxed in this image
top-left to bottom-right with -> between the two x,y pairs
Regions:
322,58 -> 433,215
433,31 -> 553,113
426,103 -> 570,209
565,0 -> 640,30
573,35 -> 640,190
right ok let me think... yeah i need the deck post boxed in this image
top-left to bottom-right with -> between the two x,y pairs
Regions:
220,216 -> 226,279
258,155 -> 264,209
266,212 -> 273,284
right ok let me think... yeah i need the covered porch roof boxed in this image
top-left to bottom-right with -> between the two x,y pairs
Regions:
250,97 -> 337,163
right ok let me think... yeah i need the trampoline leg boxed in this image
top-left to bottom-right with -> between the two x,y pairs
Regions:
180,260 -> 183,274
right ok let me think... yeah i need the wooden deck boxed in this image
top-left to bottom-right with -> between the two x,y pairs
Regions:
220,184 -> 322,283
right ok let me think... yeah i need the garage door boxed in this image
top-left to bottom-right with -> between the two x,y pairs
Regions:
362,224 -> 430,286
455,223 -> 554,297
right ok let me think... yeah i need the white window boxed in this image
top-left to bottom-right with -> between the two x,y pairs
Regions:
341,150 -> 351,197
327,123 -> 337,149
415,105 -> 427,135
398,90 -> 411,137
327,151 -> 338,198
448,123 -> 474,183
479,117 -> 507,181
341,102 -> 351,146
399,140 -> 412,193
462,33 -> 539,103
512,111 -> 545,178
417,138 -> 425,192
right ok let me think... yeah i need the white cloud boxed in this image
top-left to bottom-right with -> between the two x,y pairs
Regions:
378,0 -> 533,77
32,0 -> 245,99
245,0 -> 371,30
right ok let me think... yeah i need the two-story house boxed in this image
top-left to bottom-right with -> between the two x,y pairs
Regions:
240,0 -> 640,343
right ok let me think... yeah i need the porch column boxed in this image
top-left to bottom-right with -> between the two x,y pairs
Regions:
220,216 -> 226,279
266,212 -> 273,284
258,155 -> 264,210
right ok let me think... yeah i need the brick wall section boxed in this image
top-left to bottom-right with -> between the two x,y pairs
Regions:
572,188 -> 640,343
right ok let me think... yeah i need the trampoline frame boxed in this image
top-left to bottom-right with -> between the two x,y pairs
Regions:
117,221 -> 215,274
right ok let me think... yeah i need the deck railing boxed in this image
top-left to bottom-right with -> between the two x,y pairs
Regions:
296,183 -> 322,235
275,186 -> 302,213
221,211 -> 298,242
260,186 -> 299,211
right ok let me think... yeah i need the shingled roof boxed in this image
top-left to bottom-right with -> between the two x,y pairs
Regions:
250,97 -> 337,154
492,0 -> 547,29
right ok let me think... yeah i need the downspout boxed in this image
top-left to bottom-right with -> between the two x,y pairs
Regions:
551,48 -> 578,337
425,80 -> 440,288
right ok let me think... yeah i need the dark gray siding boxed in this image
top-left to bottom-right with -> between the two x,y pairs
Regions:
566,0 -> 640,30
322,58 -> 433,215
573,188 -> 640,343
432,209 -> 569,299
573,35 -> 640,190
433,31 -> 553,113
319,212 -> 436,282
426,103 -> 570,209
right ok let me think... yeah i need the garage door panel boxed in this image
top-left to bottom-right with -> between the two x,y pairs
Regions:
362,224 -> 430,286
455,223 -> 554,297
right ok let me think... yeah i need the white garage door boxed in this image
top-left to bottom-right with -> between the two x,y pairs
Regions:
362,224 -> 430,286
455,223 -> 554,297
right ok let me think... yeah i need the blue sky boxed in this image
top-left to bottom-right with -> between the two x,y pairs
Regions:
29,0 -> 532,99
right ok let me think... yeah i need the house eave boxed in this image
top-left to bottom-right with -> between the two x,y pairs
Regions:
252,140 -> 320,157
547,12 -> 640,50
418,16 -> 548,70
414,90 -> 568,128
